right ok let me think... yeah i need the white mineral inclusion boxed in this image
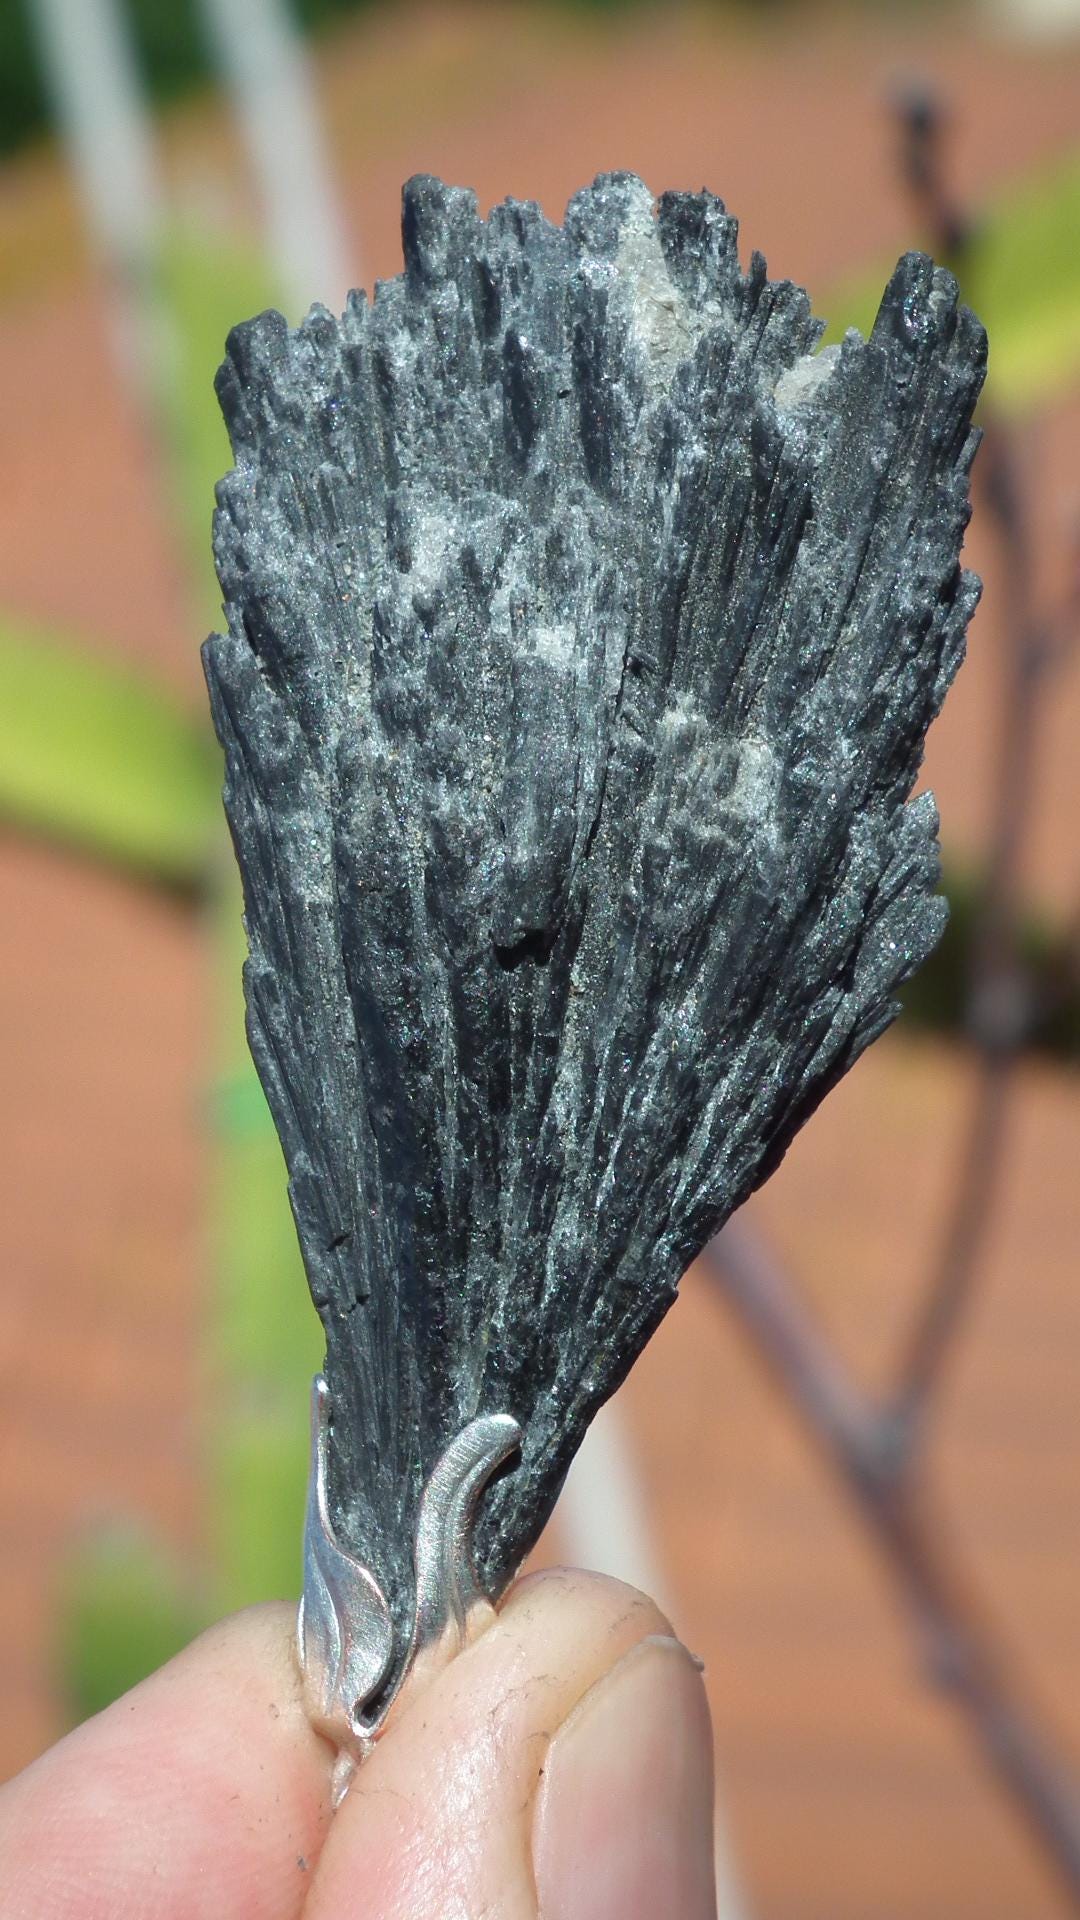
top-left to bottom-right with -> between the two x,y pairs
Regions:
773,342 -> 841,415
613,186 -> 715,385
728,734 -> 783,849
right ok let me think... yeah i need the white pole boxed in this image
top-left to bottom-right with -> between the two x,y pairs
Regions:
557,1394 -> 670,1608
28,0 -> 174,393
557,1395 -> 751,1920
29,0 -> 162,271
196,0 -> 353,318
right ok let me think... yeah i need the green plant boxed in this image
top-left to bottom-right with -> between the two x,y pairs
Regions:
822,151 -> 1080,415
0,615 -> 215,889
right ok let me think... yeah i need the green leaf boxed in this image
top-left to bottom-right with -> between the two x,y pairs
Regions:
822,150 -> 1080,414
0,619 -> 218,885
0,230 -> 275,887
208,872 -> 322,1387
58,1527 -> 209,1722
210,1083 -> 322,1387
209,1394 -> 312,1611
203,874 -> 321,1609
156,229 -> 280,615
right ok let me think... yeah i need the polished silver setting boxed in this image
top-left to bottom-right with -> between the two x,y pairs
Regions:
298,1375 -> 520,1793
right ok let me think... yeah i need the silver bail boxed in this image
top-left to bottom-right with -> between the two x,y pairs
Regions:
298,1375 -> 520,1798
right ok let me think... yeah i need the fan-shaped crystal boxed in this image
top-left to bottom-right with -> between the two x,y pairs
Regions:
204,172 -> 985,1693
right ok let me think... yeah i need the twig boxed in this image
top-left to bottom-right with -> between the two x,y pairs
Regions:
705,1221 -> 1080,1900
890,426 -> 1040,1437
887,83 -> 1042,1438
892,79 -> 973,267
1040,514 -> 1080,675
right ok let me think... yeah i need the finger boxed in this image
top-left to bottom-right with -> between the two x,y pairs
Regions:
303,1567 -> 716,1920
532,1626 -> 717,1920
0,1602 -> 333,1920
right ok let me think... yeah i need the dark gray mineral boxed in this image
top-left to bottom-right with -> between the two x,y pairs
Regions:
204,171 -> 985,1685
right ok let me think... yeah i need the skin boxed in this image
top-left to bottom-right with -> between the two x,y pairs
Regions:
0,1569 -> 717,1920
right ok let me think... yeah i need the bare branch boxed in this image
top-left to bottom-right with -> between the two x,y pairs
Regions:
890,425 -> 1042,1433
891,79 -> 973,272
706,1223 -> 1080,1902
1042,514 -> 1080,673
885,89 -> 1045,1435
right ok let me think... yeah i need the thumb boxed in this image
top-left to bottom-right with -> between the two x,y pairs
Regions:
303,1567 -> 716,1920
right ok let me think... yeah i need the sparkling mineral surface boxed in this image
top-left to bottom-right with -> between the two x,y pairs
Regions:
204,171 -> 985,1685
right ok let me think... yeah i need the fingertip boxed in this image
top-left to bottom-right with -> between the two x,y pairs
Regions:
534,1635 -> 717,1920
0,1601 -> 334,1920
302,1566 -> 685,1920
498,1563 -> 675,1648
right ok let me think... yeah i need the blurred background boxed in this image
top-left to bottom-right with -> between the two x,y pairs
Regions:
1,0 -> 1079,1913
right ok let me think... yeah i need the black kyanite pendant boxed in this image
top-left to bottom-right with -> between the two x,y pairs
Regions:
204,171 -> 985,1733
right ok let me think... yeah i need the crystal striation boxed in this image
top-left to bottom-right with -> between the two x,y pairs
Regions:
204,171 -> 985,1691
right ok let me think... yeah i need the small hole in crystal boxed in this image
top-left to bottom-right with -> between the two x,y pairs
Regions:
494,926 -> 556,971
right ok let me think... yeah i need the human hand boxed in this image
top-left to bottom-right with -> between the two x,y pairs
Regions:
0,1568 -> 717,1918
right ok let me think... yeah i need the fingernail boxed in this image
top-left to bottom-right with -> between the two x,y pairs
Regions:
532,1633 -> 716,1920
